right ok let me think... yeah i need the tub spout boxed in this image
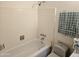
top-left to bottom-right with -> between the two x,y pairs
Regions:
41,41 -> 44,44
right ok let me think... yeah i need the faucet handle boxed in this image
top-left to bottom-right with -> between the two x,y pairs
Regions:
41,37 -> 44,40
40,34 -> 46,37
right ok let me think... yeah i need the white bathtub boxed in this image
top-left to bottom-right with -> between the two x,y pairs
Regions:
0,39 -> 51,57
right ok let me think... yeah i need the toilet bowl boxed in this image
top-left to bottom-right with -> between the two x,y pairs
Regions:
48,42 -> 68,57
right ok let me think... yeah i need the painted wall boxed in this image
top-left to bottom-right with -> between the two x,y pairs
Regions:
0,1 -> 38,50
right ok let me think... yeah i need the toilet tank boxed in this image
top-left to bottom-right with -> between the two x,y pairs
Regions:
53,42 -> 68,57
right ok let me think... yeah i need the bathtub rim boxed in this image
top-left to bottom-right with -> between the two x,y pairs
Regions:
0,39 -> 40,54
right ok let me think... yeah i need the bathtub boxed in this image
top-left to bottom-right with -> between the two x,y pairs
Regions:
0,39 -> 51,57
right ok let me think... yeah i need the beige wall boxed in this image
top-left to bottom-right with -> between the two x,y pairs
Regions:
0,2 -> 38,50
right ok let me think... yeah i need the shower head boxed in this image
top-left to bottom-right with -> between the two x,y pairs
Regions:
32,1 -> 46,8
38,1 -> 46,6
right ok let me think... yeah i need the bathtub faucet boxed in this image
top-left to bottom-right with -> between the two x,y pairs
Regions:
40,34 -> 47,44
40,34 -> 47,40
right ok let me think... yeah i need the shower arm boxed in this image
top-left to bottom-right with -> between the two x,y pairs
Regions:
32,1 -> 46,8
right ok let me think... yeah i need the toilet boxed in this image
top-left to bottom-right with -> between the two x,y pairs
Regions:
48,42 -> 68,57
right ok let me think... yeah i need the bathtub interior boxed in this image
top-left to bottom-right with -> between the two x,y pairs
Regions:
0,39 -> 48,57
